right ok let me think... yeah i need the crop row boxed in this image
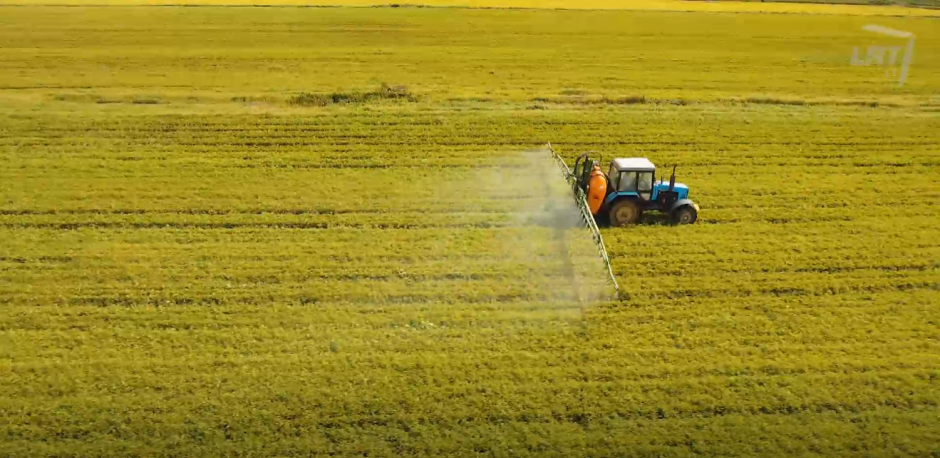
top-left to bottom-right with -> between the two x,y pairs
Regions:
3,410 -> 936,457
1,172 -> 936,226
0,208 -> 933,228
1,268 -> 930,306
3,111 -> 935,149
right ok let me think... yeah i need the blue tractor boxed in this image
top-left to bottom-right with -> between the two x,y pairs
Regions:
569,153 -> 700,226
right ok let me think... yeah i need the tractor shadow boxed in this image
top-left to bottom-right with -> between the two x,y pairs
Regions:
635,211 -> 674,226
528,207 -> 675,229
593,211 -> 673,228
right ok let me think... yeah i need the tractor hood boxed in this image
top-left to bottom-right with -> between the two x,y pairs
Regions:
655,181 -> 688,191
655,181 -> 690,199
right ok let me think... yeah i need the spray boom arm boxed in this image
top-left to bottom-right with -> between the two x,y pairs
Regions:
547,143 -> 620,297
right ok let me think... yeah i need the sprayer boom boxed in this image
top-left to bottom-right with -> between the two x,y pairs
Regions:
547,143 -> 620,296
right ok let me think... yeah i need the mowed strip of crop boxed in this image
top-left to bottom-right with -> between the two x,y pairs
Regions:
2,6 -> 939,457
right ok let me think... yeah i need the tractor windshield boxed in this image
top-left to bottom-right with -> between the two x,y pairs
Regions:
638,172 -> 653,192
618,172 -> 637,192
638,172 -> 653,200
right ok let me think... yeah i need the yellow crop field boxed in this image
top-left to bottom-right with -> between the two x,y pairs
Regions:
1,5 -> 938,457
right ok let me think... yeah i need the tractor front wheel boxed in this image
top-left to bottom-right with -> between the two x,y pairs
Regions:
671,205 -> 698,225
609,200 -> 641,227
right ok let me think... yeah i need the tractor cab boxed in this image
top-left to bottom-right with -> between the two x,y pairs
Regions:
608,158 -> 656,201
573,154 -> 699,226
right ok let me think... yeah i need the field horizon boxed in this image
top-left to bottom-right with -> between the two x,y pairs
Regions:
2,0 -> 940,16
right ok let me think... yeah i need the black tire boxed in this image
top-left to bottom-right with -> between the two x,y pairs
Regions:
671,205 -> 697,225
609,200 -> 641,227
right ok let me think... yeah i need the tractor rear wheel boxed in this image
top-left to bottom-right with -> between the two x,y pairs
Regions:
609,200 -> 641,227
671,205 -> 697,225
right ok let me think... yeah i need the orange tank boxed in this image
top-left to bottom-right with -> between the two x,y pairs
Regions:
587,164 -> 608,215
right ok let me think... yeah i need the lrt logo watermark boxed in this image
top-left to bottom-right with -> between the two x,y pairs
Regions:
850,25 -> 915,87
